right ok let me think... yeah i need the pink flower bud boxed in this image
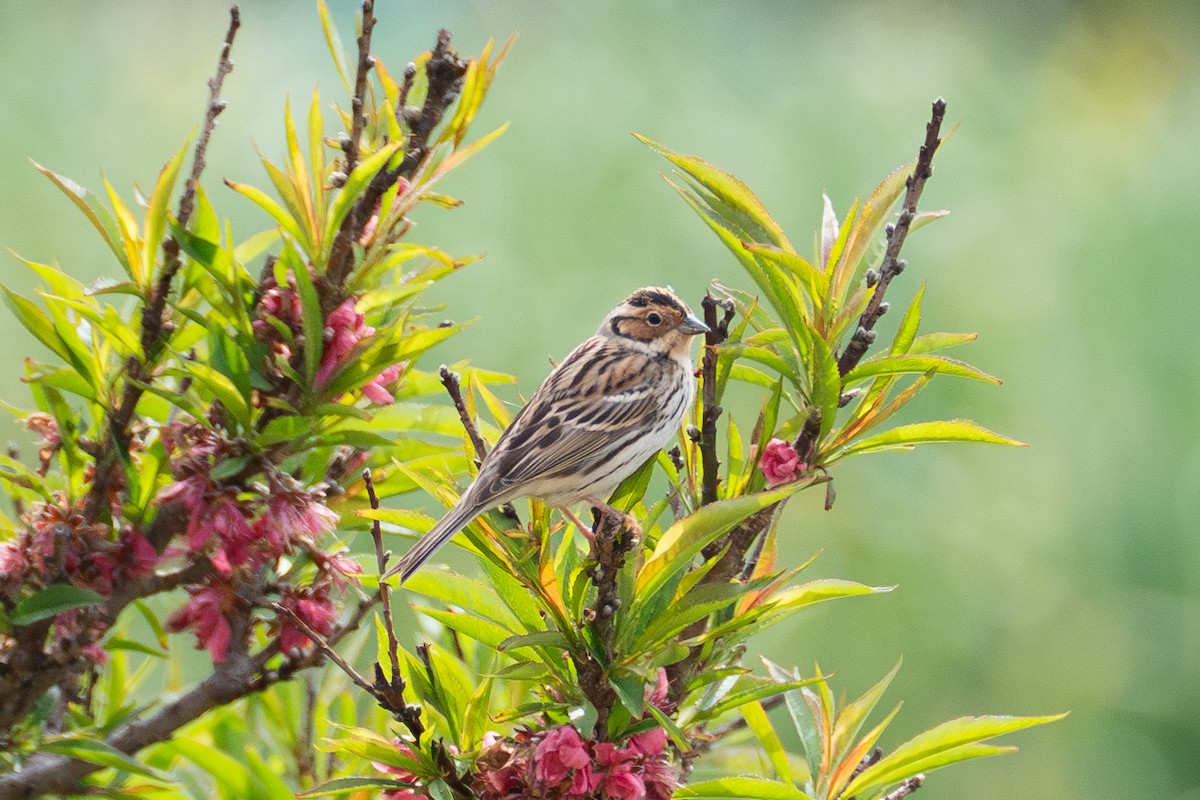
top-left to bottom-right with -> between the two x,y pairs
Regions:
760,438 -> 805,487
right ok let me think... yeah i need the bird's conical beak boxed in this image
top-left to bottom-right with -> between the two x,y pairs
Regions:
677,313 -> 710,336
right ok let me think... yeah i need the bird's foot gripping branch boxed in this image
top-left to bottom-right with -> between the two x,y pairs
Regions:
0,3 -> 1061,799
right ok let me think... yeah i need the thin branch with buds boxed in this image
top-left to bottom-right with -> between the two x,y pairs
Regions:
440,365 -> 489,465
327,29 -> 467,287
837,98 -> 946,377
698,292 -> 735,506
364,468 -> 406,710
85,5 -> 242,520
343,0 -> 376,176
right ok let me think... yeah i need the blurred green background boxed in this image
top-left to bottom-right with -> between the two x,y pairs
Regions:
2,1 -> 1198,798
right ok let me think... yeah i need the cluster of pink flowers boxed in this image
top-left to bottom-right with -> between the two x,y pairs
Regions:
251,274 -> 304,360
471,725 -> 678,800
253,274 -> 404,403
315,298 -> 405,403
0,494 -> 157,601
156,421 -> 354,662
760,438 -> 806,487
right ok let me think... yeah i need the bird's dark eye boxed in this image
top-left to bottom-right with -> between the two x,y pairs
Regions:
647,312 -> 663,325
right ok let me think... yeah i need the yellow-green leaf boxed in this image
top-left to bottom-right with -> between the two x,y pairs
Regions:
840,420 -> 1027,458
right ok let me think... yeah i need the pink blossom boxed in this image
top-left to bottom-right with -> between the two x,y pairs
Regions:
81,643 -> 109,665
0,541 -> 28,595
602,761 -> 646,800
315,298 -> 375,388
167,585 -> 234,663
645,668 -> 670,707
639,757 -> 679,800
373,740 -> 428,800
628,728 -> 667,757
277,586 -> 337,654
760,438 -> 804,487
534,725 -> 591,785
315,549 -> 363,587
362,363 -> 405,404
157,473 -> 211,514
191,496 -> 256,574
261,490 -> 340,551
119,529 -> 158,578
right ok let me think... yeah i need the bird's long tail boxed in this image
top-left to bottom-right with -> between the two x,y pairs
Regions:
383,496 -> 486,584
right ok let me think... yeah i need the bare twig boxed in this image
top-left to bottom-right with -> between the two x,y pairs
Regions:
439,365 -> 489,464
327,30 -> 467,287
792,405 -> 823,466
699,293 -> 735,506
578,508 -> 639,739
837,98 -> 946,377
343,0 -> 376,175
85,6 -> 242,520
0,628 -> 259,800
269,602 -> 376,697
363,468 -> 403,688
881,775 -> 924,800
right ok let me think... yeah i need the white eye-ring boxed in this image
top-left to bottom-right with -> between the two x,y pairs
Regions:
647,312 -> 663,325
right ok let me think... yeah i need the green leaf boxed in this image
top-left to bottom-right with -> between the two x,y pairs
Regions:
844,354 -> 1001,386
610,674 -> 645,716
11,584 -> 104,626
31,162 -> 129,274
831,661 -> 902,763
637,482 -> 807,599
498,630 -> 568,651
674,776 -> 816,799
40,735 -> 169,780
143,141 -> 190,284
743,242 -> 826,308
891,281 -> 926,355
2,287 -> 76,366
908,331 -> 978,355
179,360 -> 252,427
105,637 -> 167,658
415,605 -> 513,649
291,256 -> 325,387
840,420 -> 1027,457
225,178 -> 310,247
840,713 -> 1068,799
324,141 -> 404,254
739,699 -> 793,784
635,134 -> 791,250
299,777 -> 418,798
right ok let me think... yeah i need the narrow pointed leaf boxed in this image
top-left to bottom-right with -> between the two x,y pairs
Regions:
844,354 -> 1001,386
840,420 -> 1027,457
674,777 -> 816,799
11,584 -> 104,626
637,482 -> 807,598
841,713 -> 1067,798
142,141 -> 190,281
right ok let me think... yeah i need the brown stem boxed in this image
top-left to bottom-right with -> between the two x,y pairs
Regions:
363,468 -> 403,689
326,30 -> 467,288
837,98 -> 946,377
84,6 -> 242,520
699,293 -> 734,506
0,623 -> 259,800
343,0 -> 377,176
581,510 -> 638,739
440,365 -> 489,465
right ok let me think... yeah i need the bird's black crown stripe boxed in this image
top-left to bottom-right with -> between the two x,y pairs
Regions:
626,289 -> 683,312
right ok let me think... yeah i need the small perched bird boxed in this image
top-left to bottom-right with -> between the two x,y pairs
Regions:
386,286 -> 709,583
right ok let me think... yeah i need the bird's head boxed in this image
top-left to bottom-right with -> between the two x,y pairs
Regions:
601,286 -> 709,358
